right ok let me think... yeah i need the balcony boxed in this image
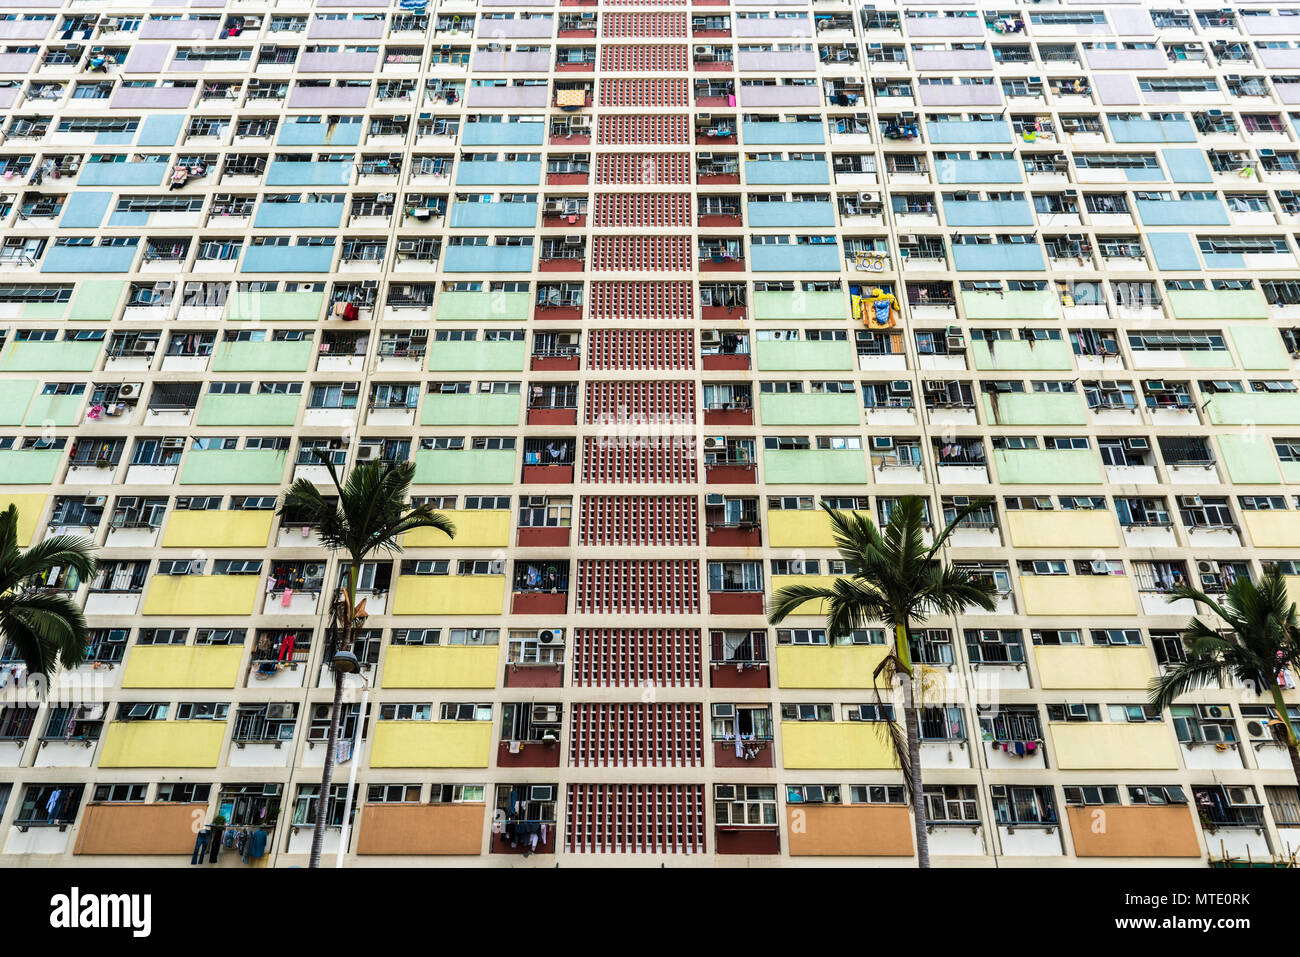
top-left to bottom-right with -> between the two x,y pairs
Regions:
99,720 -> 227,768
759,393 -> 859,426
934,158 -> 1022,184
1034,646 -> 1154,690
195,393 -> 301,427
212,340 -> 315,373
421,393 -> 519,427
1066,805 -> 1201,859
1006,510 -> 1120,548
951,242 -> 1044,272
434,289 -> 531,322
370,721 -> 493,768
775,644 -> 889,689
981,392 -> 1085,426
972,339 -> 1073,371
1048,722 -> 1179,771
74,803 -> 211,857
1018,575 -> 1136,617
120,646 -> 245,690
753,289 -> 844,320
141,574 -> 260,617
178,448 -> 287,486
391,573 -> 505,615
786,804 -> 913,857
781,721 -> 898,769
763,448 -> 866,484
382,646 -> 498,689
442,245 -> 533,273
356,802 -> 484,856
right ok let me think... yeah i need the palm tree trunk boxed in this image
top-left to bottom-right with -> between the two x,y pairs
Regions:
901,677 -> 930,868
895,623 -> 930,868
308,564 -> 358,868
308,666 -> 343,868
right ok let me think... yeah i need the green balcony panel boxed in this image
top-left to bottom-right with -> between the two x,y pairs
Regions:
434,290 -> 531,322
427,340 -> 527,372
414,449 -> 516,485
759,393 -> 860,426
68,280 -> 125,321
0,450 -> 63,484
994,449 -> 1102,484
960,289 -> 1057,321
225,291 -> 325,323
1217,434 -> 1281,484
420,393 -> 520,426
179,449 -> 288,485
24,392 -> 85,427
972,339 -> 1073,371
0,381 -> 37,425
0,340 -> 102,372
1205,394 -> 1300,426
1166,289 -> 1269,321
752,290 -> 845,321
763,449 -> 868,484
1230,327 -> 1291,370
981,392 -> 1086,426
754,340 -> 854,371
195,394 -> 301,427
211,340 -> 315,372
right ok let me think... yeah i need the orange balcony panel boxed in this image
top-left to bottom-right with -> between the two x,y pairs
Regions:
700,255 -> 744,270
709,661 -> 769,688
543,213 -> 588,228
512,591 -> 569,615
709,591 -> 764,615
527,408 -> 578,425
704,408 -> 752,426
555,61 -> 593,72
787,805 -> 914,857
518,526 -> 570,547
74,803 -> 208,856
549,132 -> 592,146
492,829 -> 557,854
356,803 -> 484,856
523,464 -> 573,484
558,28 -> 597,38
705,463 -> 756,484
694,61 -> 734,73
713,739 -> 774,768
504,662 -> 565,687
530,354 -> 580,371
533,304 -> 583,322
547,172 -> 589,186
693,28 -> 732,37
707,525 -> 761,548
539,258 -> 584,272
702,353 -> 749,370
496,740 -> 562,768
1066,805 -> 1201,858
698,213 -> 742,227
701,305 -> 747,322
697,173 -> 740,186
716,827 -> 779,855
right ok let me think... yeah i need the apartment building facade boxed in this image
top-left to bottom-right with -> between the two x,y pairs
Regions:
1,0 -> 1299,865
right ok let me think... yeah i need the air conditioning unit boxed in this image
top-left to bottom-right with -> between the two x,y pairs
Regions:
804,786 -> 826,804
1245,719 -> 1267,738
712,704 -> 735,718
871,436 -> 894,450
858,191 -> 878,204
117,383 -> 142,399
397,240 -> 418,253
537,629 -> 561,645
1202,704 -> 1226,719
563,235 -> 581,245
341,382 -> 360,394
705,493 -> 725,506
1226,786 -> 1253,807
356,445 -> 380,461
698,152 -> 713,161
267,704 -> 294,720
946,333 -> 966,350
1183,495 -> 1204,508
1067,704 -> 1089,720
83,495 -> 106,507
529,785 -> 555,803
889,380 -> 910,393
704,436 -> 726,451
531,704 -> 560,725
978,630 -> 1000,643
923,380 -> 948,392
162,437 -> 185,449
1125,437 -> 1149,451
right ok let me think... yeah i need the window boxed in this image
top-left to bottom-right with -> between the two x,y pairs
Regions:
714,784 -> 777,826
440,703 -> 491,721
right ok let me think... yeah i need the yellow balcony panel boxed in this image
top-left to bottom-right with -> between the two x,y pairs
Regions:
780,721 -> 899,769
99,721 -> 227,768
1019,575 -> 1136,616
160,511 -> 274,549
382,646 -> 499,689
391,575 -> 505,616
1243,512 -> 1300,549
769,574 -> 842,616
776,645 -> 889,689
403,509 -> 507,548
1006,510 -> 1120,549
141,575 -> 260,616
767,510 -> 870,548
370,721 -> 493,768
1049,722 -> 1179,770
1,494 -> 45,545
1034,646 -> 1154,690
121,645 -> 244,689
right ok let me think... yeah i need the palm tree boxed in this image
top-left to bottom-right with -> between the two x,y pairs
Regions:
768,496 -> 997,868
0,504 -> 97,689
279,455 -> 455,867
1149,565 -> 1300,785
